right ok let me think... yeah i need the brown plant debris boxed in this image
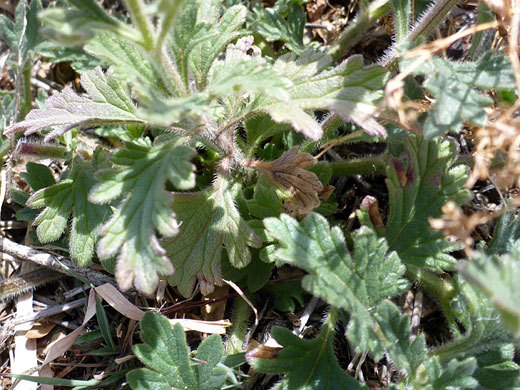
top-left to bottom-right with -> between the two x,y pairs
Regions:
246,147 -> 323,216
429,201 -> 493,254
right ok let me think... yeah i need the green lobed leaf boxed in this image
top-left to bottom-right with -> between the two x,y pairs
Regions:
37,41 -> 107,74
5,66 -> 144,141
374,301 -> 428,376
127,312 -> 227,390
260,50 -> 389,140
188,1 -> 248,90
20,162 -> 56,191
460,241 -> 520,338
246,184 -> 284,219
487,212 -> 520,255
164,174 -> 261,297
26,157 -> 112,266
406,52 -> 516,138
38,0 -> 139,47
264,213 -> 409,359
0,0 -> 43,68
247,308 -> 365,390
89,138 -> 196,294
251,1 -> 306,54
208,36 -> 292,102
361,136 -> 470,271
168,0 -> 221,88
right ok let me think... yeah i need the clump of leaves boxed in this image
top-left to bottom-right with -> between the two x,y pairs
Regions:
6,0 -> 388,295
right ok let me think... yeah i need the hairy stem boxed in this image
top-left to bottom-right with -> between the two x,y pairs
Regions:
16,141 -> 68,160
122,0 -> 155,49
329,0 -> 391,61
155,0 -> 186,50
0,268 -> 61,301
226,298 -> 250,354
406,264 -> 457,303
329,156 -> 386,177
381,0 -> 460,66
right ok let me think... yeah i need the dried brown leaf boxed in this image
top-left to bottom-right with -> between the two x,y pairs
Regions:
248,147 -> 323,216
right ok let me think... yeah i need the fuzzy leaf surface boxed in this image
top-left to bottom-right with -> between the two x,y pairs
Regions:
164,174 -> 261,297
252,2 -> 306,54
89,139 -> 196,295
85,32 -> 169,95
26,158 -> 111,266
247,310 -> 365,390
363,136 -> 470,271
374,301 -> 428,375
5,66 -> 143,140
127,313 -> 227,390
259,50 -> 389,140
0,0 -> 43,68
187,1 -> 247,90
407,52 -> 515,138
38,0 -> 138,47
460,242 -> 520,337
264,213 -> 408,359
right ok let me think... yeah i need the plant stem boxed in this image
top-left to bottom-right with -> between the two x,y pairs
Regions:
122,0 -> 155,50
329,156 -> 386,177
380,0 -> 460,66
406,264 -> 457,303
17,66 -> 32,121
226,298 -> 250,355
155,0 -> 186,50
329,0 -> 391,61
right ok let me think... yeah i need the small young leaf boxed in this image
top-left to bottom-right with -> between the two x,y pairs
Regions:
164,174 -> 261,297
264,280 -> 306,312
89,139 -> 196,294
264,213 -> 409,359
6,66 -> 144,141
127,312 -> 227,390
247,309 -> 365,390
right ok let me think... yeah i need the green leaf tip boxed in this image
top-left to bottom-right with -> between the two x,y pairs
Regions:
165,174 -> 261,297
264,212 -> 409,359
90,139 -> 196,295
128,312 -> 227,390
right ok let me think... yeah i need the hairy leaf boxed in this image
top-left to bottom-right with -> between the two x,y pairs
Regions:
264,213 -> 408,359
127,312 -> 227,390
260,50 -> 389,140
37,41 -> 106,73
5,67 -> 144,141
188,1 -> 247,90
487,212 -> 520,255
164,174 -> 261,297
247,309 -> 365,390
89,139 -> 196,294
407,52 -> 515,138
460,242 -> 520,337
361,136 -> 470,271
38,0 -> 139,47
26,158 -> 111,266
0,0 -> 43,69
85,32 -> 169,95
251,2 -> 306,54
